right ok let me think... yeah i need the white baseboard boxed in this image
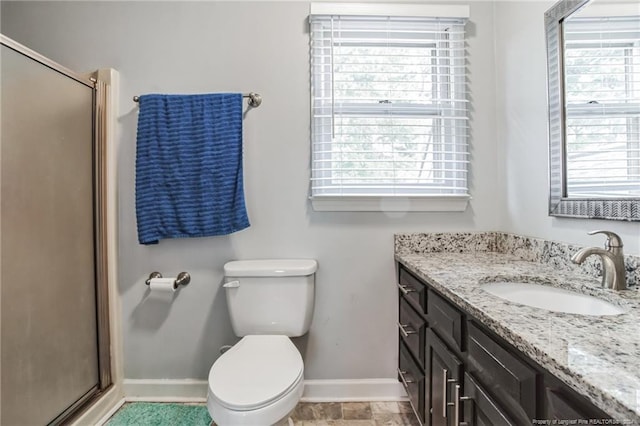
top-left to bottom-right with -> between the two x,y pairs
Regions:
301,379 -> 408,402
123,379 -> 208,402
122,378 -> 407,402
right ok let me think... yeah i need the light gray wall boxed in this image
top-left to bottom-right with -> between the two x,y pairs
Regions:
1,1 -> 500,380
494,1 -> 640,255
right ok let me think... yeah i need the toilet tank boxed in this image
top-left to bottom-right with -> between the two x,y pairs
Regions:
223,259 -> 318,337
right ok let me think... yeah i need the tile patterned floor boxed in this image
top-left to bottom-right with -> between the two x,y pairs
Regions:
287,401 -> 420,425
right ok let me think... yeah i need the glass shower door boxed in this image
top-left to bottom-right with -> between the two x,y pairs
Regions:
1,40 -> 102,424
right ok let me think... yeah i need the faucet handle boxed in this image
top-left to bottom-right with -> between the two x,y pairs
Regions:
588,230 -> 624,249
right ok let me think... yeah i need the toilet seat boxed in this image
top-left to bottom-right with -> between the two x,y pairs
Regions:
208,335 -> 303,411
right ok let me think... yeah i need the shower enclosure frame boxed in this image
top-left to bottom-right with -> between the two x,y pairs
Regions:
1,34 -> 112,424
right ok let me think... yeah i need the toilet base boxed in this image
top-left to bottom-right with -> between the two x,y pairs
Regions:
209,417 -> 294,426
207,376 -> 304,426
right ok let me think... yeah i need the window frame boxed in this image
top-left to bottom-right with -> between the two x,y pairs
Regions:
563,25 -> 640,198
309,4 -> 470,212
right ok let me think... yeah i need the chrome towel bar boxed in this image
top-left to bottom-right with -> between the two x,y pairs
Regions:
133,92 -> 262,108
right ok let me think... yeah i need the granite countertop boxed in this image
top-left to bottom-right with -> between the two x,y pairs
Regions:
396,249 -> 640,422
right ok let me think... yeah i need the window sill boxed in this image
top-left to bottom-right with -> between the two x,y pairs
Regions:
310,195 -> 471,212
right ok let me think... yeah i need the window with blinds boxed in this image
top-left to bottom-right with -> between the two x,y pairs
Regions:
309,9 -> 469,210
564,16 -> 640,198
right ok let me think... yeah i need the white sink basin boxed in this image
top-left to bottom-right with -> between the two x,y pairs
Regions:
482,282 -> 625,316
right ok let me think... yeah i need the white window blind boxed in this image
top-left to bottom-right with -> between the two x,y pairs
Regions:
564,16 -> 640,198
309,11 -> 469,207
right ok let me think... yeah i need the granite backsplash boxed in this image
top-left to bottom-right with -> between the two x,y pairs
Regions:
395,232 -> 640,288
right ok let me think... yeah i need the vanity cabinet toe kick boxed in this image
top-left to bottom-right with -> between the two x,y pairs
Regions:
396,263 -> 611,426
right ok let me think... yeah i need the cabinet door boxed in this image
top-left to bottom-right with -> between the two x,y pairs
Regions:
427,330 -> 463,426
463,373 -> 516,426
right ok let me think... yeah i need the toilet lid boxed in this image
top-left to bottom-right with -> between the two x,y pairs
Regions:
208,335 -> 304,411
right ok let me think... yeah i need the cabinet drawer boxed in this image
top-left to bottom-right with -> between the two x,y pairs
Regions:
399,341 -> 425,424
399,266 -> 427,314
427,290 -> 464,353
399,297 -> 426,370
463,373 -> 516,426
467,321 -> 539,423
545,388 -> 591,421
544,374 -> 610,421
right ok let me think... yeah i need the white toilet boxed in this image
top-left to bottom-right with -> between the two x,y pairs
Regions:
207,259 -> 318,426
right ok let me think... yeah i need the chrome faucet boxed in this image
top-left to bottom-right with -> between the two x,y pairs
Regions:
571,230 -> 627,291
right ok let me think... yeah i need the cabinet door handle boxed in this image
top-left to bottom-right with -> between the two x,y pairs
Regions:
397,368 -> 415,388
397,284 -> 416,295
397,322 -> 417,338
442,369 -> 449,417
451,383 -> 472,426
443,369 -> 458,417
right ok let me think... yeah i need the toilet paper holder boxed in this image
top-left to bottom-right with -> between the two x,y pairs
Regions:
145,271 -> 191,289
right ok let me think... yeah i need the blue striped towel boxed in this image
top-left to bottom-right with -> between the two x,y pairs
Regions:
135,93 -> 250,245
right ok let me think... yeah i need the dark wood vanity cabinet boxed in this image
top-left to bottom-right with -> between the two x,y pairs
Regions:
396,263 -> 611,426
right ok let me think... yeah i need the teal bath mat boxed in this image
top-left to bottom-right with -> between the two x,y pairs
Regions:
107,402 -> 211,426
